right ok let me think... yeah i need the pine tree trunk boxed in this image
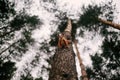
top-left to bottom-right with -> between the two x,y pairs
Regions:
74,40 -> 88,80
98,18 -> 120,30
49,31 -> 78,80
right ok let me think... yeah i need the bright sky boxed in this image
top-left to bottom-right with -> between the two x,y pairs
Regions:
11,0 -> 120,80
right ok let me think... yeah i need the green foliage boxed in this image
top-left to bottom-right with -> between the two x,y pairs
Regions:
77,0 -> 115,32
102,34 -> 120,59
87,33 -> 120,80
20,72 -> 43,80
35,77 -> 43,80
22,29 -> 35,44
0,0 -> 119,80
0,12 -> 42,53
0,0 -> 16,21
10,13 -> 41,30
91,54 -> 103,70
40,42 -> 51,53
79,5 -> 101,27
20,73 -> 33,80
0,13 -> 41,48
49,31 -> 58,47
0,1 -> 43,79
0,59 -> 16,80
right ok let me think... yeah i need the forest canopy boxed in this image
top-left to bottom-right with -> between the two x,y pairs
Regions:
0,0 -> 120,80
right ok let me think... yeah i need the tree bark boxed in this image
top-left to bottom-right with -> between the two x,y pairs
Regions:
74,40 -> 88,80
49,31 -> 78,80
98,18 -> 120,30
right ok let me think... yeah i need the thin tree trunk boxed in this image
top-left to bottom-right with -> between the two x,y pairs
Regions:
98,18 -> 120,30
49,19 -> 78,80
74,40 -> 88,80
0,40 -> 19,55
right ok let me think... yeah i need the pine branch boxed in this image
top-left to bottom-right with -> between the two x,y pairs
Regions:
98,18 -> 120,30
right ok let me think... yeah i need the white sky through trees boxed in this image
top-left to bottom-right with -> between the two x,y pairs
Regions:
11,0 -> 120,80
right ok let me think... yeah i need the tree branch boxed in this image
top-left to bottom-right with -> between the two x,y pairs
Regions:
98,18 -> 120,30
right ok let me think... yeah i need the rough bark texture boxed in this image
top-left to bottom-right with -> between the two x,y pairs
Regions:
49,31 -> 78,80
98,18 -> 120,30
74,40 -> 88,80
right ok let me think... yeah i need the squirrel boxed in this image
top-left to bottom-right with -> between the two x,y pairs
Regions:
58,33 -> 71,48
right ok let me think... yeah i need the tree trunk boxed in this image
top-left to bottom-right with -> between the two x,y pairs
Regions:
0,40 -> 19,55
49,32 -> 78,80
49,19 -> 78,80
74,40 -> 88,80
98,18 -> 120,30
